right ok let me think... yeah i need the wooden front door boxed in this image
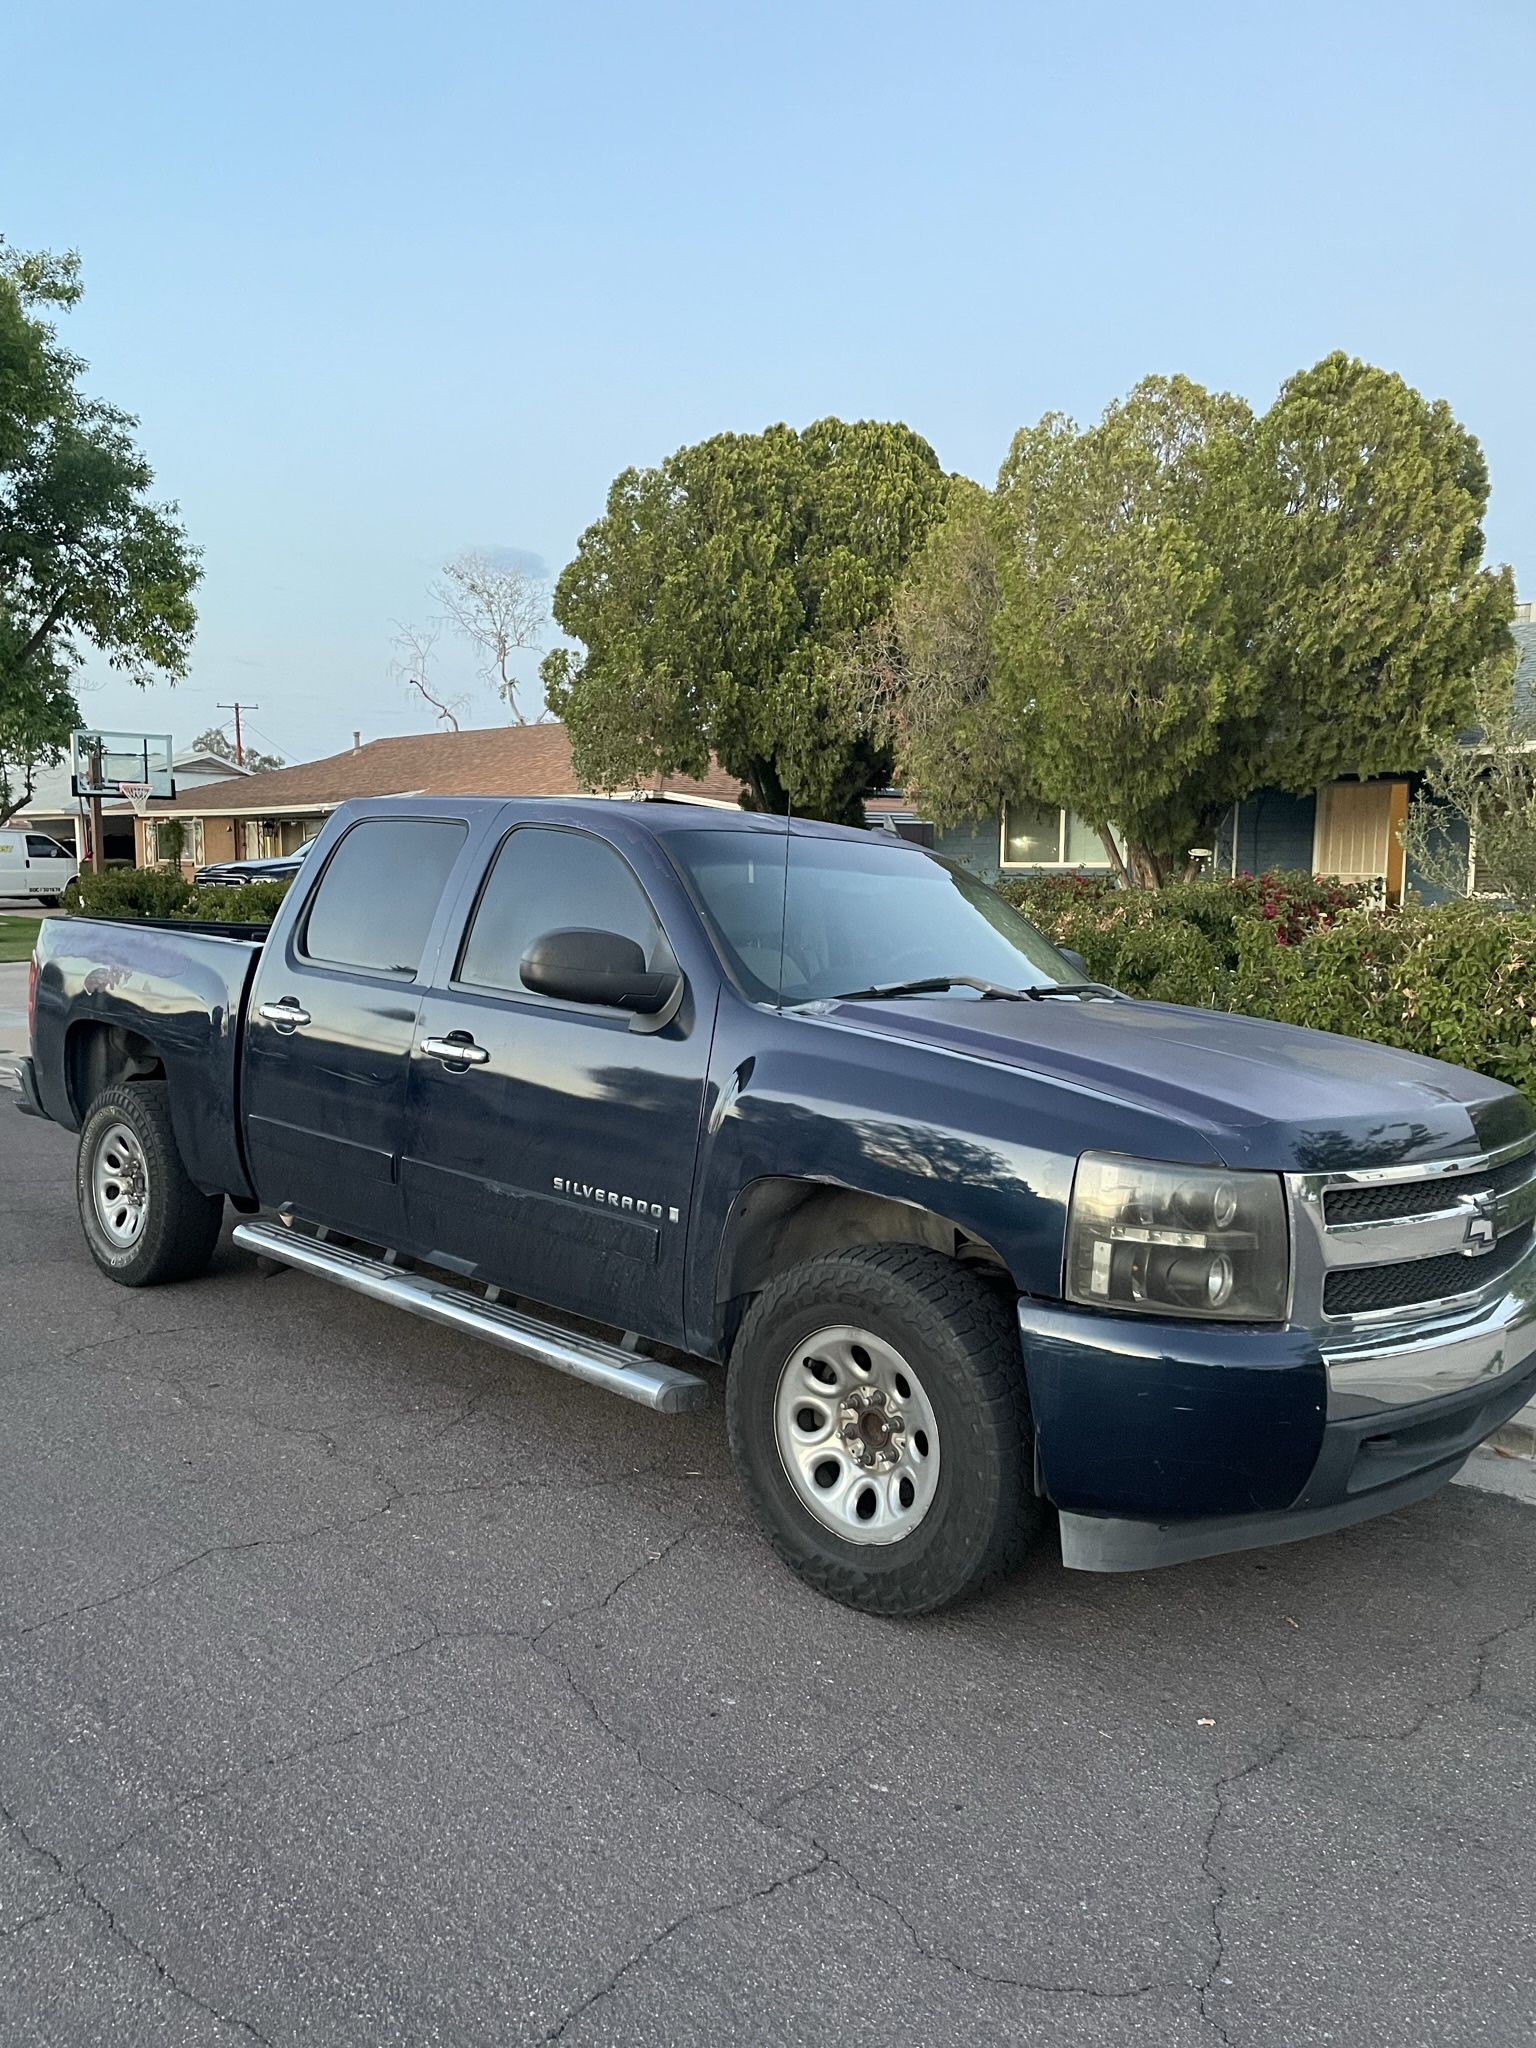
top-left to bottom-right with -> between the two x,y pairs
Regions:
1313,781 -> 1408,903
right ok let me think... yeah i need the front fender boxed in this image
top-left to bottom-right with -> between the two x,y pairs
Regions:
685,999 -> 1219,1354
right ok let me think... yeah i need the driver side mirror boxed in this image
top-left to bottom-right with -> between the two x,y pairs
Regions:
1057,946 -> 1089,980
520,927 -> 682,1016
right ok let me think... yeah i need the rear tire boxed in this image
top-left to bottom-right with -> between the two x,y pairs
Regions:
76,1082 -> 224,1287
726,1245 -> 1044,1615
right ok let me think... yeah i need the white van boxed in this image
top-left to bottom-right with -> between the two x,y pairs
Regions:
0,828 -> 78,903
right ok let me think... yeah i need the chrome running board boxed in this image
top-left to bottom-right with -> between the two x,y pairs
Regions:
231,1219 -> 709,1414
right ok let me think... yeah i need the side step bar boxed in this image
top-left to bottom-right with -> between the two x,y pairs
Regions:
230,1220 -> 709,1414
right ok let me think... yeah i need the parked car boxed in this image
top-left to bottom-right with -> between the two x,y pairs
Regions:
18,797 -> 1536,1613
0,828 -> 78,903
194,844 -> 312,887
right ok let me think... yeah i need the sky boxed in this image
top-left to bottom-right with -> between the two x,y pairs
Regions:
4,0 -> 1533,767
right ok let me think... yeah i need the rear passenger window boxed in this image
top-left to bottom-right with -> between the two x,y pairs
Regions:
458,827 -> 668,994
302,818 -> 467,977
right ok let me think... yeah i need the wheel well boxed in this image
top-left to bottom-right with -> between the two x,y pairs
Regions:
714,1177 -> 1010,1351
66,1020 -> 165,1121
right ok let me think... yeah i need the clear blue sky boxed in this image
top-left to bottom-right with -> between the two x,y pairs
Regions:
4,0 -> 1532,765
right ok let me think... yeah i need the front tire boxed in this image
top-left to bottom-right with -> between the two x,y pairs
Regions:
726,1245 -> 1043,1615
76,1082 -> 224,1286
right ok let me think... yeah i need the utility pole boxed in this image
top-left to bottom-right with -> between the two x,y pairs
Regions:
217,702 -> 259,767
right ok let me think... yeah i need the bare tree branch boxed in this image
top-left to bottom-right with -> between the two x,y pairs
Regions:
390,619 -> 467,733
432,551 -> 548,723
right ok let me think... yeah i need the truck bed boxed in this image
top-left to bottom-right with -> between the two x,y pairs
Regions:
28,912 -> 266,1199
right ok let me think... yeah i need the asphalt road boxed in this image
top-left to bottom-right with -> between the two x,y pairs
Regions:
2,1106 -> 1535,2047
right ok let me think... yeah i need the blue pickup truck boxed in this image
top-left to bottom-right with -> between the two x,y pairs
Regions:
18,796 -> 1536,1612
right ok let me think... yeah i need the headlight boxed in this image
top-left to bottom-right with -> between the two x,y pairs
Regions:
1065,1153 -> 1290,1322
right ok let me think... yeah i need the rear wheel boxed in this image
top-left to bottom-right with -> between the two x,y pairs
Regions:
726,1245 -> 1043,1615
76,1082 -> 224,1286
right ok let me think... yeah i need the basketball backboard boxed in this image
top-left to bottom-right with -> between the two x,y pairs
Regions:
70,731 -> 175,801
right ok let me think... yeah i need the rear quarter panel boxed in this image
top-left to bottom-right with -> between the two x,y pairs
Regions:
31,916 -> 263,1198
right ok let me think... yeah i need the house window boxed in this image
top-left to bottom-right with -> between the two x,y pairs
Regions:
1001,801 -> 1117,869
1002,798 -> 1063,866
146,818 -> 203,866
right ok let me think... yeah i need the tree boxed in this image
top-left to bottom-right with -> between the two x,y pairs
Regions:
542,418 -> 952,823
899,377 -> 1269,884
0,236 -> 199,823
893,356 -> 1512,884
0,627 -> 76,823
1400,651 -> 1536,908
190,724 -> 284,774
1252,353 -> 1512,792
434,550 -> 547,722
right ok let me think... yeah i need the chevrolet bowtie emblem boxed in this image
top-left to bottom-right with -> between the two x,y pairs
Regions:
1461,1197 -> 1498,1257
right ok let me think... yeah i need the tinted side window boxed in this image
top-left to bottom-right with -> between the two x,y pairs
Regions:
302,818 -> 467,976
458,827 -> 667,995
28,835 -> 68,859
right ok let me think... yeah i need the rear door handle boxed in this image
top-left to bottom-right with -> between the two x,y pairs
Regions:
421,1034 -> 490,1067
258,1000 -> 312,1031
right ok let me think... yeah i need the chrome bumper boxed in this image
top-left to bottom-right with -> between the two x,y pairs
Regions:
1322,1235 -> 1536,1415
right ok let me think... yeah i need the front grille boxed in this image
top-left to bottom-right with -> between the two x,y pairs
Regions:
1324,1151 -> 1536,1226
1323,1224 -> 1534,1316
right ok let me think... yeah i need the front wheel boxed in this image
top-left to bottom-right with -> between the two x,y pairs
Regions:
726,1245 -> 1044,1615
76,1082 -> 224,1286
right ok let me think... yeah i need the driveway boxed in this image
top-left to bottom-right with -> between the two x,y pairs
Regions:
1,1106 -> 1534,2046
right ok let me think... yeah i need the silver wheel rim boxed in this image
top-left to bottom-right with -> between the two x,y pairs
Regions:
773,1324 -> 941,1546
91,1122 -> 150,1248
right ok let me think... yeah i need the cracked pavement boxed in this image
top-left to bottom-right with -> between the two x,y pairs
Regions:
2,1110 -> 1535,2045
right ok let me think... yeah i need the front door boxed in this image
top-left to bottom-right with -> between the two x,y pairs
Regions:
243,812 -> 473,1243
1314,781 -> 1408,904
399,822 -> 713,1348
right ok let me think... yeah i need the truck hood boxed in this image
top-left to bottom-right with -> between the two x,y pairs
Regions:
826,993 -> 1534,1172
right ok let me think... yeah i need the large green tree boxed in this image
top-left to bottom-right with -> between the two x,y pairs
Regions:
0,236 -> 199,822
542,418 -> 951,822
895,355 -> 1512,884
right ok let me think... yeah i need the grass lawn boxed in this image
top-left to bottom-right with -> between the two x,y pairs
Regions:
0,915 -> 43,963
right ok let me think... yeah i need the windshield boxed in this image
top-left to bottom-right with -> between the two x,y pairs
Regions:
666,828 -> 1076,1004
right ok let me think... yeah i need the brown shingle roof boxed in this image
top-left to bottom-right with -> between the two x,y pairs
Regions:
165,724 -> 743,813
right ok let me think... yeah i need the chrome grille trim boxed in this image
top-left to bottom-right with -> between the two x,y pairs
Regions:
1288,1131 -> 1536,1331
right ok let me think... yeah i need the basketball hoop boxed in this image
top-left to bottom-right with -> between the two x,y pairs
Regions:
118,781 -> 154,817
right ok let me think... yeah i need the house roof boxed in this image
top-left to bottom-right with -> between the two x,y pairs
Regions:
162,723 -> 745,815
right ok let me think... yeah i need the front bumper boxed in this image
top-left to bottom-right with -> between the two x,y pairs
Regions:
1019,1247 -> 1536,1572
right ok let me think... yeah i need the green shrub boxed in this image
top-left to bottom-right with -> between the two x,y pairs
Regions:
72,867 -> 197,918
70,867 -> 292,925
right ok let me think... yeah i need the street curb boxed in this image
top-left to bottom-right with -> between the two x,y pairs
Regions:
1489,1415 -> 1536,1460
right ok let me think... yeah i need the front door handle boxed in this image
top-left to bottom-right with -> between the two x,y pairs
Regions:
258,999 -> 312,1031
421,1034 -> 490,1067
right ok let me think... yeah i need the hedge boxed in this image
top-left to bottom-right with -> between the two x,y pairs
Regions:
65,867 -> 294,927
998,872 -> 1536,1104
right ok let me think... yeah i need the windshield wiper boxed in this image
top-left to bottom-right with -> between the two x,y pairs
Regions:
823,974 -> 1122,1005
824,975 -> 1033,1003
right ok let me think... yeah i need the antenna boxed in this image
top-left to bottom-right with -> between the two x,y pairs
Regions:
775,787 -> 793,1012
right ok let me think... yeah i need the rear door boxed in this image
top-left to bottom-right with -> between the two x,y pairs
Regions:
399,820 -> 715,1347
242,811 -> 476,1243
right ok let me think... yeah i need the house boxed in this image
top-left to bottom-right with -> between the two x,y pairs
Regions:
916,602 -> 1536,900
141,724 -> 743,870
11,747 -> 252,866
